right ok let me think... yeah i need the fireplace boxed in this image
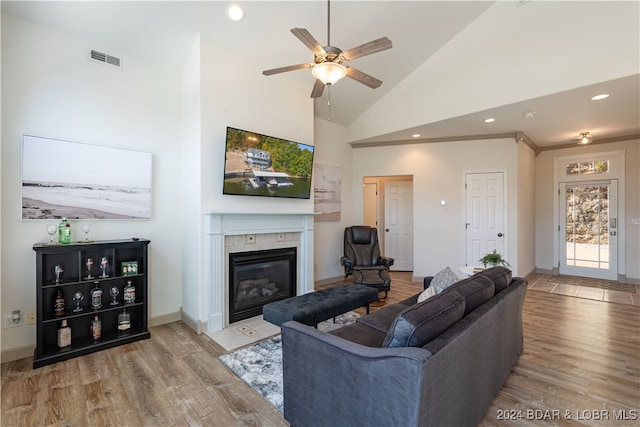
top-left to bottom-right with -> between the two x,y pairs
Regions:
229,247 -> 297,323
203,212 -> 314,333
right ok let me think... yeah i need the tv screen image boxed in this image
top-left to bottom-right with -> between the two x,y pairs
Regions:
223,127 -> 315,199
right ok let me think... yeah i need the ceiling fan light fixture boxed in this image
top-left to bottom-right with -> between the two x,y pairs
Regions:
578,132 -> 592,145
312,62 -> 346,85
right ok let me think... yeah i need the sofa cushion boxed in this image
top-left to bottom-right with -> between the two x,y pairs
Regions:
356,303 -> 408,333
478,266 -> 513,293
429,266 -> 460,293
329,322 -> 387,347
382,291 -> 466,348
443,275 -> 495,315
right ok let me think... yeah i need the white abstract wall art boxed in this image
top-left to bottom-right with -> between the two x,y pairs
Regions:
313,163 -> 341,221
22,135 -> 152,220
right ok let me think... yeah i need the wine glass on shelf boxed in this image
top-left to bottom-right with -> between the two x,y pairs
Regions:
110,286 -> 120,306
46,224 -> 57,244
100,257 -> 109,278
81,223 -> 91,242
72,291 -> 85,313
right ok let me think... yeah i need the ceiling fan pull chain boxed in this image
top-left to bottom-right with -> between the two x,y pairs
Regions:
328,84 -> 332,121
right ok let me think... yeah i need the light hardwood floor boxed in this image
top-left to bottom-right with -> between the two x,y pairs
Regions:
2,272 -> 638,426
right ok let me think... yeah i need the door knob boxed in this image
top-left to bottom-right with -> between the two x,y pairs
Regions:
497,233 -> 503,237
385,229 -> 389,232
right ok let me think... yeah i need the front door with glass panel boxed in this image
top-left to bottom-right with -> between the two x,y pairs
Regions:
559,180 -> 618,280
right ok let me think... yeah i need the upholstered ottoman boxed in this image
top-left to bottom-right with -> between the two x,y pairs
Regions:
263,284 -> 379,327
352,268 -> 391,298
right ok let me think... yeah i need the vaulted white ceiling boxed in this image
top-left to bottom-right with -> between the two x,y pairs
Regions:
3,1 -> 638,149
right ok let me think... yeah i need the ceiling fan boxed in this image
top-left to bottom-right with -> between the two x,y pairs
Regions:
262,0 -> 392,98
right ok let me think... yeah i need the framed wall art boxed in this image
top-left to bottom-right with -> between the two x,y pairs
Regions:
313,163 -> 341,221
22,135 -> 152,219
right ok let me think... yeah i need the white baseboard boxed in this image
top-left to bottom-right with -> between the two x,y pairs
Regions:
149,311 -> 182,327
1,344 -> 34,365
314,275 -> 345,287
180,308 -> 207,334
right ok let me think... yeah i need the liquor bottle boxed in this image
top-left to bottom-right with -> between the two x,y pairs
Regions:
58,218 -> 71,245
118,309 -> 131,334
57,320 -> 71,348
53,288 -> 65,316
90,283 -> 102,310
90,315 -> 101,342
124,280 -> 135,304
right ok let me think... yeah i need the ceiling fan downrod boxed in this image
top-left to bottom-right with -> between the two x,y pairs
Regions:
326,0 -> 331,47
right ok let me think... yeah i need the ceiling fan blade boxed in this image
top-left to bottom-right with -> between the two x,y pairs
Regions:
263,63 -> 314,76
290,28 -> 325,55
346,66 -> 383,89
342,37 -> 392,61
310,79 -> 325,98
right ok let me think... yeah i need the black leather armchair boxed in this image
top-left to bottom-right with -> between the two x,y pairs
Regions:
340,226 -> 394,278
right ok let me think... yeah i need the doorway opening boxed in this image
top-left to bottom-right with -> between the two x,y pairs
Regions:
363,176 -> 413,272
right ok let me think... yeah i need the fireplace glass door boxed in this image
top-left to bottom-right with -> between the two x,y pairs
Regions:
229,247 -> 296,323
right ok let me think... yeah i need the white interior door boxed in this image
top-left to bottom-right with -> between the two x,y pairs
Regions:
465,172 -> 506,267
559,180 -> 618,280
384,181 -> 413,271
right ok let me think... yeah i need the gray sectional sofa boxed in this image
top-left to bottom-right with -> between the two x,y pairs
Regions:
281,267 -> 527,427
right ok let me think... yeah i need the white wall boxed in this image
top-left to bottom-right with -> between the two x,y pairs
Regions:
178,34 -> 315,327
348,1 -> 639,143
181,34 -> 203,330
348,138 -> 535,280
535,139 -> 640,282
1,14 -> 183,356
517,141 -> 537,277
312,118 -> 354,282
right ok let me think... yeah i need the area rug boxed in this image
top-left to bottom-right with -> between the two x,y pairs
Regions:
544,275 -> 636,293
218,311 -> 360,413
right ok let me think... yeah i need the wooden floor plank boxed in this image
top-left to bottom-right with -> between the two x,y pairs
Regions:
2,272 -> 638,426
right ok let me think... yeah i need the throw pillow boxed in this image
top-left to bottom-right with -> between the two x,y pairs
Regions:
417,286 -> 437,303
430,266 -> 460,293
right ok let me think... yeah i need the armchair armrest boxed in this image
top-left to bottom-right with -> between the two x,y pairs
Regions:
379,256 -> 394,269
340,256 -> 354,276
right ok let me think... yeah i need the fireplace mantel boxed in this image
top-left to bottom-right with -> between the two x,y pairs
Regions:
204,212 -> 315,332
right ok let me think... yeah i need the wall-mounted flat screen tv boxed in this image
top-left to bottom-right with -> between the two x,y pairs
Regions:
223,127 -> 315,199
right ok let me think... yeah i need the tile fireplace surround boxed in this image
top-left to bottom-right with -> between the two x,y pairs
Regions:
204,212 -> 315,333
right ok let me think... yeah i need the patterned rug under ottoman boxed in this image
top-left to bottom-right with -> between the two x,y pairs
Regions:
218,311 -> 360,413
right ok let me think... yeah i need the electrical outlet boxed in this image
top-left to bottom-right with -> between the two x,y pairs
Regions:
3,310 -> 23,328
27,312 -> 36,325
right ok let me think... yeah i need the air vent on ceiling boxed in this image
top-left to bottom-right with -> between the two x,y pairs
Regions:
89,49 -> 121,68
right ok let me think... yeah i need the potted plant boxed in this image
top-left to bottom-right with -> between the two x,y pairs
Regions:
479,250 -> 511,268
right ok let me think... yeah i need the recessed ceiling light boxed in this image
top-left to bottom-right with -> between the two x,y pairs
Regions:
412,134 -> 421,138
591,93 -> 610,101
484,118 -> 495,123
226,3 -> 245,22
